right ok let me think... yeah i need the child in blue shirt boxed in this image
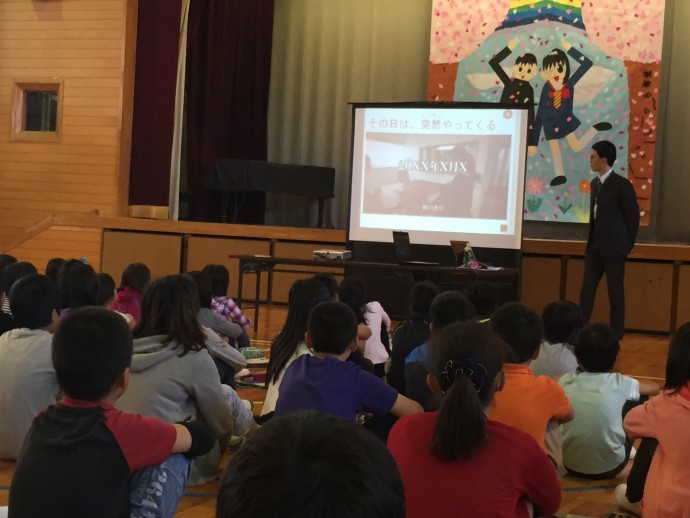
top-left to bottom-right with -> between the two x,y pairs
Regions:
275,301 -> 422,421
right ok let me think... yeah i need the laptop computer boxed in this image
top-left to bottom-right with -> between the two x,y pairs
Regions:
392,231 -> 439,266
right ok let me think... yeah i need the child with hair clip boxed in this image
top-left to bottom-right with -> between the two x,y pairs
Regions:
111,262 -> 151,323
617,322 -> 690,516
530,300 -> 581,378
388,321 -> 561,517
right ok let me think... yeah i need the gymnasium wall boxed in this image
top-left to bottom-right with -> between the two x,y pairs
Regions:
0,0 -> 136,269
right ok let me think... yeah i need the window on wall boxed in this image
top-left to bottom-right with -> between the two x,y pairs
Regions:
11,79 -> 63,142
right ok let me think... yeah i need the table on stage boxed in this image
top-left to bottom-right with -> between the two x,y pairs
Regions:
228,254 -> 520,332
204,159 -> 335,226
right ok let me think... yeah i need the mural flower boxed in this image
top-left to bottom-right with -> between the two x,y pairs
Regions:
526,176 -> 544,213
526,176 -> 545,195
578,179 -> 590,210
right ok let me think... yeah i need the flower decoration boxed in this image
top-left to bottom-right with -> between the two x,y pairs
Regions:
578,179 -> 591,193
526,176 -> 545,195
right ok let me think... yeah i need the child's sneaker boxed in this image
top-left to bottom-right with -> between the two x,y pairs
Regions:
614,484 -> 641,516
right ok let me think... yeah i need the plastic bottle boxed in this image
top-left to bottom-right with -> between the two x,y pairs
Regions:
463,243 -> 476,268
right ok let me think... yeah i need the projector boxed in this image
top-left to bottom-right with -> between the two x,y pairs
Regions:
313,249 -> 351,260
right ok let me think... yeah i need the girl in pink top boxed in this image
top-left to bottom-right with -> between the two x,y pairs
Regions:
623,322 -> 690,517
111,263 -> 150,323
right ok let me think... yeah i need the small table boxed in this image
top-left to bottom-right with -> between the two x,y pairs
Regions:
205,159 -> 336,226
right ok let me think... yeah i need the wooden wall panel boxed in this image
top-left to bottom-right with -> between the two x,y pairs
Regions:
7,227 -> 102,273
624,262 -> 673,332
676,265 -> 690,328
0,0 -> 132,261
186,237 -> 271,300
271,242 -> 345,303
565,259 -> 673,333
520,256 -> 562,314
101,231 -> 182,282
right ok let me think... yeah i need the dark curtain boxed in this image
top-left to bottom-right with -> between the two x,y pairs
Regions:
128,0 -> 183,206
186,0 -> 275,222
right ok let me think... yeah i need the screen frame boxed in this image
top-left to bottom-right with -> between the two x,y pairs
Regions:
346,101 -> 530,250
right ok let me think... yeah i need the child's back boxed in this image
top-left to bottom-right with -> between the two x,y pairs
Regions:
274,302 -> 421,421
9,307 -> 213,518
560,370 -> 639,474
488,303 -> 573,450
530,301 -> 581,378
10,396 -> 178,517
558,324 -> 657,478
0,274 -> 61,460
622,322 -> 690,515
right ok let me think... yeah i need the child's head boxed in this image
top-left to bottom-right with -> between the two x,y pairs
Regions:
312,273 -> 339,301
202,264 -> 230,297
429,290 -> 476,331
119,263 -> 151,294
45,258 -> 65,283
52,307 -> 132,402
0,254 -> 17,272
490,302 -> 543,363
57,259 -> 98,310
133,274 -> 205,354
665,322 -> 690,392
542,300 -> 583,345
541,48 -> 570,89
10,274 -> 61,331
306,301 -> 358,356
188,270 -> 213,309
430,321 -> 507,460
217,412 -> 405,518
95,273 -> 117,307
338,276 -> 368,323
266,278 -> 331,384
4,261 -> 38,298
408,280 -> 440,319
573,323 -> 620,373
512,53 -> 538,81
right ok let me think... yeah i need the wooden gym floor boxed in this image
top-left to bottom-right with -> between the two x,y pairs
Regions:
0,304 -> 668,517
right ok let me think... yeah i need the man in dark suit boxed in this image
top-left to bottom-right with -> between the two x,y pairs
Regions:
579,140 -> 639,339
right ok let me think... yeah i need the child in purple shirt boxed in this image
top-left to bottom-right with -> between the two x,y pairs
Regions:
275,301 -> 422,421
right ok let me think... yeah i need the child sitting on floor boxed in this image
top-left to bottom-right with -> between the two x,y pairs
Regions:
0,274 -> 61,460
489,302 -> 574,457
95,272 -> 135,328
274,301 -> 422,421
111,262 -> 150,323
530,300 -> 581,378
388,321 -> 561,517
217,412 -> 405,518
560,323 -> 659,479
8,307 -> 214,518
619,321 -> 690,515
203,264 -> 251,349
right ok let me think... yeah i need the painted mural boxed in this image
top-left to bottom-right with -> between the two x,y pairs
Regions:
427,0 -> 665,224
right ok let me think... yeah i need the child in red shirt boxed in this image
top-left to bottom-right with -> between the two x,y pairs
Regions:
9,307 -> 213,518
388,321 -> 560,517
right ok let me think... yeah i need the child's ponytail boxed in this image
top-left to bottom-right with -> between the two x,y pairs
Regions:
429,322 -> 507,461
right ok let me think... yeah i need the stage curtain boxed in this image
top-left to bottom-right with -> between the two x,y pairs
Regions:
128,0 -> 183,206
168,0 -> 191,221
185,0 -> 275,222
266,0 -> 432,228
